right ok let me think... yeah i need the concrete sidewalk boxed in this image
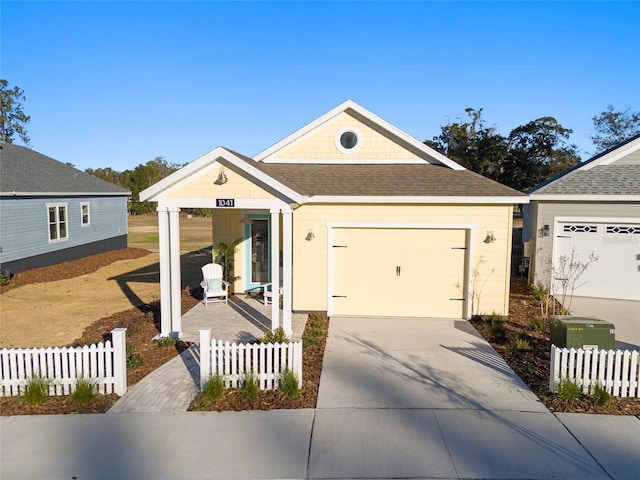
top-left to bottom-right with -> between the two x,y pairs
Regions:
2,410 -> 638,479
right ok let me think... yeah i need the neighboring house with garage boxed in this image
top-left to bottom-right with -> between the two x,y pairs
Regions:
0,143 -> 130,275
140,100 -> 527,337
523,133 -> 640,302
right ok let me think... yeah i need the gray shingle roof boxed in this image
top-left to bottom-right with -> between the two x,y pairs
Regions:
223,148 -> 524,198
530,165 -> 640,195
0,143 -> 130,196
256,163 -> 525,197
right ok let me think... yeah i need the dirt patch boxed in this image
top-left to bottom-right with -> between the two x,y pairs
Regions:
0,248 -> 210,348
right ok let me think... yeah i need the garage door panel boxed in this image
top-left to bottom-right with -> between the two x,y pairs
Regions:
556,222 -> 640,301
331,228 -> 467,318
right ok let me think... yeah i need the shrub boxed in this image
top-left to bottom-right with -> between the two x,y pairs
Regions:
0,273 -> 9,286
488,322 -> 506,341
242,372 -> 260,401
279,368 -> 300,399
260,327 -> 290,344
22,376 -> 50,405
556,378 -> 582,404
591,383 -> 612,407
201,375 -> 225,400
303,313 -> 327,348
73,378 -> 96,404
156,336 -> 177,348
528,316 -> 546,333
482,312 -> 505,324
126,343 -> 144,369
508,337 -> 532,355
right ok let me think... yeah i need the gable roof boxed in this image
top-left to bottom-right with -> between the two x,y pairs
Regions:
0,143 -> 130,197
141,101 -> 526,205
528,133 -> 640,199
255,100 -> 466,170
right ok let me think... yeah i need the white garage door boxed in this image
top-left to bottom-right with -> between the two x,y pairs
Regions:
331,228 -> 467,318
555,221 -> 640,301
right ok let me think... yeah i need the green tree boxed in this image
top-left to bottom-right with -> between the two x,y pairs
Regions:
85,156 -> 181,214
426,109 -> 580,191
590,105 -> 640,153
0,79 -> 31,145
505,117 -> 580,191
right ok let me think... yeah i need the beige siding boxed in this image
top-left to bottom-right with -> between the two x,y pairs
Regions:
169,163 -> 276,199
292,204 -> 514,316
531,201 -> 640,286
211,209 -> 248,292
271,112 -> 423,161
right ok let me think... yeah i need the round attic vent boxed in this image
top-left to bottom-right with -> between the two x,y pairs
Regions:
335,127 -> 361,154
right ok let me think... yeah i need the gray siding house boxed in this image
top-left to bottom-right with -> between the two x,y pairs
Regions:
523,133 -> 640,302
0,143 -> 131,274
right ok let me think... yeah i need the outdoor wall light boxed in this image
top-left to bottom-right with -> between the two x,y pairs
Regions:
538,224 -> 550,237
483,231 -> 497,244
305,229 -> 315,241
215,167 -> 228,185
239,214 -> 252,224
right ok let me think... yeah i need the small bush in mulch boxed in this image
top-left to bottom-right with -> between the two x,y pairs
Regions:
189,314 -> 329,412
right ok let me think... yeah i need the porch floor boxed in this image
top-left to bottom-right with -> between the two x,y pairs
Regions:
180,293 -> 308,343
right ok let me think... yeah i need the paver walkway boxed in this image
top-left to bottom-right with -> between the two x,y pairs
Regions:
108,345 -> 200,413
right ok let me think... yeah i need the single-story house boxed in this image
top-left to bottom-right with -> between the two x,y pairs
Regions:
140,100 -> 527,337
523,133 -> 640,302
0,143 -> 131,274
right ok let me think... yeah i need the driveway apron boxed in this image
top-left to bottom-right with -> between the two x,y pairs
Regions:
316,316 -> 546,411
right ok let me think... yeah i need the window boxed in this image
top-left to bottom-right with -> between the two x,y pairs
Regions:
81,202 -> 90,226
47,203 -> 68,242
335,127 -> 361,154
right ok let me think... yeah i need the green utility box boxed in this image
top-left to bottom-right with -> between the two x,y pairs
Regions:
550,316 -> 616,350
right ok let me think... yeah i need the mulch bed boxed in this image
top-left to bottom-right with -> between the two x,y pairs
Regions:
471,278 -> 640,415
188,315 -> 329,411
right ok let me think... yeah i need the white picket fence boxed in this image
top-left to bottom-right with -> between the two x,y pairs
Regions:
199,328 -> 302,390
550,345 -> 640,398
0,328 -> 127,397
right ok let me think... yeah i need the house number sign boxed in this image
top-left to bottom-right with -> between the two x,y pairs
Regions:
216,199 -> 235,208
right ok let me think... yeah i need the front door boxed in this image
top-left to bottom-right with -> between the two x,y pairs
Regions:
244,215 -> 270,291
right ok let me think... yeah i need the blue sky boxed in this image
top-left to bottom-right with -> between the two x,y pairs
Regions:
2,1 -> 639,172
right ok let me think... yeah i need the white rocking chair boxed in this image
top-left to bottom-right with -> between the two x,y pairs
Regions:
200,263 -> 230,306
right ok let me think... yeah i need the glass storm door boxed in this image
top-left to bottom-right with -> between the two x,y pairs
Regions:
245,216 -> 270,290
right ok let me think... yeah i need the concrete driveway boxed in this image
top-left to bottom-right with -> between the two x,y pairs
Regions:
564,296 -> 640,350
317,316 -> 546,411
308,316 -> 619,479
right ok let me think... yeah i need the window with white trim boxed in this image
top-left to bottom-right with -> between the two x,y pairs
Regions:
47,203 -> 68,242
81,202 -> 91,226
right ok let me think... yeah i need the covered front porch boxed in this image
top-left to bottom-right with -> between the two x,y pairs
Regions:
139,148 -> 308,339
179,292 -> 308,344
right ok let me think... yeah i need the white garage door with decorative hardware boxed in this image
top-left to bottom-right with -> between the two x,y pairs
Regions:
331,227 -> 467,317
555,221 -> 640,301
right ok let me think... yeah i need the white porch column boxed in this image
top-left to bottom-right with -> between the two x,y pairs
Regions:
282,210 -> 292,336
168,207 -> 181,336
270,209 -> 280,331
157,206 -> 171,337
